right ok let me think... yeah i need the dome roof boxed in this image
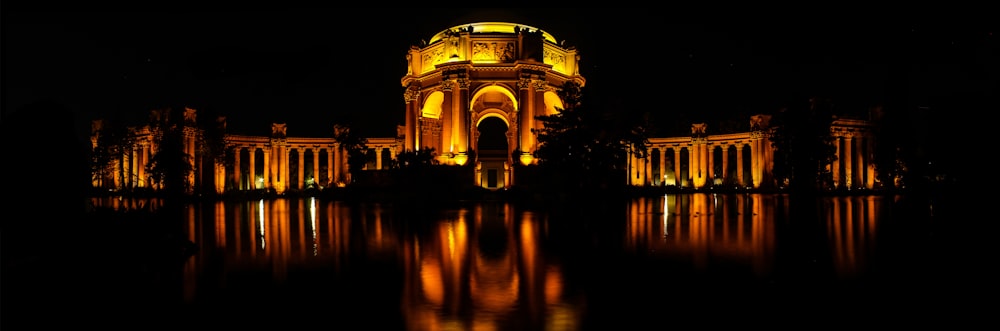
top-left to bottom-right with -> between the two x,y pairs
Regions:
428,22 -> 557,45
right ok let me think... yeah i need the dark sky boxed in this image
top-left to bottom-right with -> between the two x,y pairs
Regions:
3,8 -> 996,141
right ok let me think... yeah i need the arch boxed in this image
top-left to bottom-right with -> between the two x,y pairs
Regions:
470,85 -> 518,112
542,91 -> 563,116
475,109 -> 511,127
421,91 -> 446,119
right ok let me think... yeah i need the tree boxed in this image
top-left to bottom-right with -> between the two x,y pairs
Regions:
90,118 -> 135,191
769,97 -> 837,192
333,124 -> 369,184
393,148 -> 439,169
533,81 -> 649,190
145,108 -> 194,197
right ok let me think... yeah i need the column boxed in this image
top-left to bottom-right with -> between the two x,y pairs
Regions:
297,148 -> 305,190
262,146 -> 271,189
865,135 -> 875,189
643,154 -> 652,186
458,79 -> 470,155
312,148 -> 320,187
751,138 -> 761,189
844,136 -> 853,189
707,145 -> 715,186
249,147 -> 257,189
281,145 -> 290,192
139,143 -> 148,188
333,144 -> 341,184
442,82 -> 454,154
518,78 -> 533,154
375,147 -> 383,170
326,146 -> 334,187
674,148 -> 682,187
233,147 -> 241,190
832,136 -> 841,189
721,145 -> 729,186
405,88 -> 418,151
736,144 -> 744,187
658,147 -> 666,186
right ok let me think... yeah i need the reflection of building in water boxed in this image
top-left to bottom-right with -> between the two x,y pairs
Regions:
823,196 -> 880,279
401,203 -> 581,331
625,194 -> 884,280
626,194 -> 778,277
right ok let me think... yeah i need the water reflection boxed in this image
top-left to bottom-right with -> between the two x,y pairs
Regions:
400,203 -> 581,331
90,194 -> 895,329
626,194 -> 779,278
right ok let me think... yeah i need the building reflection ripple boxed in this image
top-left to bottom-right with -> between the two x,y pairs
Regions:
87,194 -> 891,329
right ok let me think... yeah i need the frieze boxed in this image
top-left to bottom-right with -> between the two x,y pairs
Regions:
472,41 -> 516,62
543,49 -> 565,65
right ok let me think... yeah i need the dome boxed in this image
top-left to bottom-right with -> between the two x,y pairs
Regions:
428,22 -> 557,45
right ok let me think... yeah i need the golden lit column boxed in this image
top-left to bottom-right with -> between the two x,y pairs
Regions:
269,145 -> 278,190
333,143 -> 342,184
138,141 -> 148,188
643,153 -> 652,186
214,151 -> 225,194
721,145 -> 729,186
297,148 -> 305,190
457,78 -> 470,156
707,145 -> 715,186
185,127 -> 197,192
249,147 -> 257,189
689,144 -> 699,188
832,135 -> 841,189
658,147 -> 666,186
751,134 -> 763,189
765,136 -> 775,184
844,136 -> 854,190
518,78 -> 534,158
404,87 -> 420,151
326,146 -> 334,187
312,147 -> 320,187
865,135 -> 875,189
281,144 -> 290,193
375,147 -> 383,170
674,148 -> 682,187
441,81 -> 455,156
736,144 -> 745,187
125,145 -> 134,189
233,147 -> 241,190
262,146 -> 271,189
699,142 -> 708,188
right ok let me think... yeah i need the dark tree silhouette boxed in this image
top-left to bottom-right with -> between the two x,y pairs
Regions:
769,97 -> 837,193
333,124 -> 369,184
533,81 -> 649,191
90,118 -> 136,191
145,107 -> 194,198
393,148 -> 439,169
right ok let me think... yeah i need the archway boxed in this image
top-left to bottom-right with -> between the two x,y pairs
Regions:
476,116 -> 509,189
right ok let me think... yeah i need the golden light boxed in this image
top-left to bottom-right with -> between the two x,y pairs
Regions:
454,153 -> 469,166
519,153 -> 534,166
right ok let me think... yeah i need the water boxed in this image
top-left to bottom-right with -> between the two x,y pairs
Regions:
4,193 -> 983,329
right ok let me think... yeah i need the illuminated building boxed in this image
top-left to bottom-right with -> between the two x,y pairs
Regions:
90,21 -> 879,194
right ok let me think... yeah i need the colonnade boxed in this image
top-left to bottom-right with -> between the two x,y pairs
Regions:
627,118 -> 875,190
92,110 -> 403,195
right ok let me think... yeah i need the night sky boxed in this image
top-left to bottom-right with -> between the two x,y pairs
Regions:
3,8 -> 996,142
